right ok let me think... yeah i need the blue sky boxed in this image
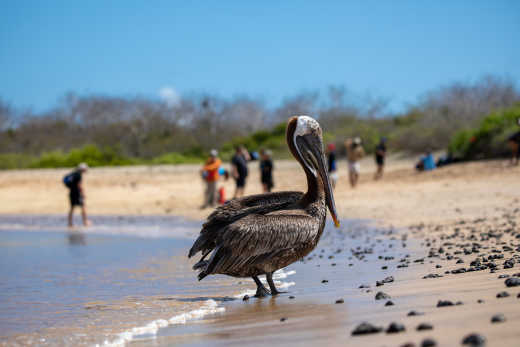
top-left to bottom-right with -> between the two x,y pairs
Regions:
1,0 -> 519,113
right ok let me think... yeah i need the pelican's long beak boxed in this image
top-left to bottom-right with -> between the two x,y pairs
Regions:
302,134 -> 340,228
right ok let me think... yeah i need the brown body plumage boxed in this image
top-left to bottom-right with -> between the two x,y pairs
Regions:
188,115 -> 339,296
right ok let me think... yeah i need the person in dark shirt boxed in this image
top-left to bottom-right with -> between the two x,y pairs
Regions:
326,143 -> 338,189
231,145 -> 250,198
260,149 -> 274,193
374,138 -> 387,180
66,162 -> 90,227
508,118 -> 520,166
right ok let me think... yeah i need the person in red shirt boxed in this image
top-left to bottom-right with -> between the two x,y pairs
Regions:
200,149 -> 221,208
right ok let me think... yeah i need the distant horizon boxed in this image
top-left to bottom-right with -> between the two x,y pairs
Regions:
1,1 -> 519,114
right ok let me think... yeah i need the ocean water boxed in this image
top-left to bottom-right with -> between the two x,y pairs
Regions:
0,215 -> 413,347
0,215 -> 243,346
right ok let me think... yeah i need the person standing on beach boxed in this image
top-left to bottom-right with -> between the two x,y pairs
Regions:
259,149 -> 274,193
231,145 -> 250,198
345,137 -> 364,188
508,118 -> 520,166
200,149 -> 221,208
327,143 -> 338,189
374,138 -> 387,180
64,162 -> 90,227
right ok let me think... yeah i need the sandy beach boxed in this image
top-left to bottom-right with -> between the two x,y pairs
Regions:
0,157 -> 519,346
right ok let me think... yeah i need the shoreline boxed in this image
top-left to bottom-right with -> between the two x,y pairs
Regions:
1,158 -> 519,346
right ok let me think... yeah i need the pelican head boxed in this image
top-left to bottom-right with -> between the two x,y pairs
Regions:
288,115 -> 340,228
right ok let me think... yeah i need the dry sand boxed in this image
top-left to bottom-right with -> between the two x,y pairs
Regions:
1,156 -> 519,346
0,155 -> 518,228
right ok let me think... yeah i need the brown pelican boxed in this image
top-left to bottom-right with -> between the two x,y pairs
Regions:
188,115 -> 339,297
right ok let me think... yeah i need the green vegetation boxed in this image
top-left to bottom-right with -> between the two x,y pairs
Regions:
448,104 -> 520,160
1,76 -> 519,169
0,145 -> 204,170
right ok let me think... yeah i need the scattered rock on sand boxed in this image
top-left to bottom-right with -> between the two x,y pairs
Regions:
280,317 -> 287,322
335,298 -> 344,304
505,277 -> 520,287
375,291 -> 391,300
437,300 -> 454,307
491,313 -> 505,323
423,273 -> 443,279
462,333 -> 486,346
496,291 -> 510,298
386,322 -> 405,333
351,322 -> 383,335
421,338 -> 437,347
407,310 -> 424,316
417,323 -> 433,331
385,300 -> 394,306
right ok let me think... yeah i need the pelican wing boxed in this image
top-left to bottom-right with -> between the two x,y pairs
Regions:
189,191 -> 303,258
201,213 -> 319,277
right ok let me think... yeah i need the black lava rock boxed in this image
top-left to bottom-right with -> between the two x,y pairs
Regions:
505,277 -> 520,287
375,291 -> 391,300
407,310 -> 424,316
335,298 -> 344,304
496,291 -> 510,298
351,322 -> 383,335
386,322 -> 405,333
491,313 -> 505,323
280,317 -> 287,322
289,295 -> 295,299
242,295 -> 250,301
417,323 -> 433,331
461,333 -> 486,346
423,273 -> 443,279
383,276 -> 394,283
321,279 -> 329,283
437,300 -> 454,307
421,338 -> 437,347
385,300 -> 394,306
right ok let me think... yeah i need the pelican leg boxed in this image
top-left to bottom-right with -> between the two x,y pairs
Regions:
253,276 -> 270,298
266,272 -> 286,295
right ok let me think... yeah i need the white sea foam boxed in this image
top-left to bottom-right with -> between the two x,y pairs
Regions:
234,268 -> 296,298
95,299 -> 224,347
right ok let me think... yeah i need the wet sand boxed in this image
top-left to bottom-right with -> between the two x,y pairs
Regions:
0,159 -> 520,346
132,212 -> 520,347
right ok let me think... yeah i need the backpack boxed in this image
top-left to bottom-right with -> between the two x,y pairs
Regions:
63,172 -> 74,188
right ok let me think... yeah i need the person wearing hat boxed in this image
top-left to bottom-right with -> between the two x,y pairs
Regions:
345,137 -> 365,188
64,162 -> 90,227
200,149 -> 222,208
